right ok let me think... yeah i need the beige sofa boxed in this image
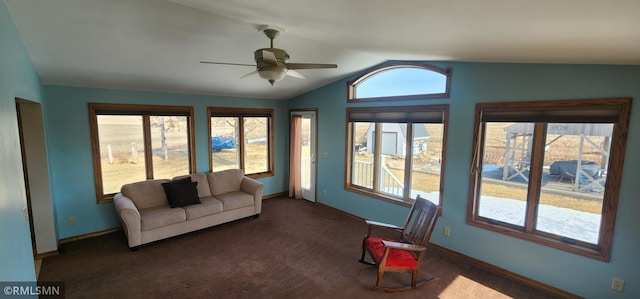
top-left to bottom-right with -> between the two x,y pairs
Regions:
113,169 -> 264,249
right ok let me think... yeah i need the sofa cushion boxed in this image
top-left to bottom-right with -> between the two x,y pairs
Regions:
162,179 -> 201,208
183,196 -> 224,220
121,179 -> 170,210
208,169 -> 244,196
139,205 -> 186,231
214,191 -> 254,211
172,173 -> 211,198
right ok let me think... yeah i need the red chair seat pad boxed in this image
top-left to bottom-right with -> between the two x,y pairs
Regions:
365,238 -> 418,269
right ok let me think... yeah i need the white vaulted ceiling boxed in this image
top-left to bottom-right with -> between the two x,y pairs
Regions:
6,0 -> 640,99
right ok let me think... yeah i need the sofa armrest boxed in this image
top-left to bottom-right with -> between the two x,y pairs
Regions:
240,177 -> 264,214
113,193 -> 142,248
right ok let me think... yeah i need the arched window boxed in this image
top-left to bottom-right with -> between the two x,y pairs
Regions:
347,62 -> 451,102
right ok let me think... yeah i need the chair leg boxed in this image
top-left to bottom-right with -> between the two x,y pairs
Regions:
374,267 -> 440,292
411,269 -> 418,288
359,238 -> 373,264
375,266 -> 385,290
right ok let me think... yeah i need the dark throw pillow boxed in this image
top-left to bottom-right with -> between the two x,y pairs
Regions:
162,179 -> 201,208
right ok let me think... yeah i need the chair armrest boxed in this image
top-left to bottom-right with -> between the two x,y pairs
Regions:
113,193 -> 142,248
381,240 -> 427,252
365,220 -> 403,231
363,220 -> 403,238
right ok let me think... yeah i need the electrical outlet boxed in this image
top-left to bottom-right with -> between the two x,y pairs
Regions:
68,216 -> 76,225
278,179 -> 283,186
611,278 -> 624,292
443,227 -> 451,237
322,190 -> 327,196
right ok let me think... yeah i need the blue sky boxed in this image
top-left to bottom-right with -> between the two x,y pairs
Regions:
356,67 -> 447,98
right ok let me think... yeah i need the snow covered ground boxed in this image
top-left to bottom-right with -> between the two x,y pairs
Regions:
478,195 -> 600,244
410,190 -> 600,244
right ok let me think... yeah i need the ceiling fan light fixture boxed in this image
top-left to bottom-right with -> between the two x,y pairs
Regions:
258,69 -> 286,85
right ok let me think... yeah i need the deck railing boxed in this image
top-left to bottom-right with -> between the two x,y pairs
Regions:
352,159 -> 404,197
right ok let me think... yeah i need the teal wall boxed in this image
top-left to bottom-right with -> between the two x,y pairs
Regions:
289,61 -> 640,298
43,86 -> 289,239
0,1 -> 42,281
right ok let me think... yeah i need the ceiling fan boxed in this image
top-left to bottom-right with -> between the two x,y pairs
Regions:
201,26 -> 337,86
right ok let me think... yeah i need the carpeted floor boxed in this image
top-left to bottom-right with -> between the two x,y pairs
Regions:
39,197 -> 566,298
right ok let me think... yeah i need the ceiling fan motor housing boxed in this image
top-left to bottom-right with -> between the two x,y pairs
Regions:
254,48 -> 290,66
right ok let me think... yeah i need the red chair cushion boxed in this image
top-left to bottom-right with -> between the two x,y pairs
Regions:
365,238 -> 418,269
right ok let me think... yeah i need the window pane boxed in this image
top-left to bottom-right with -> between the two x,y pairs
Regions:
243,117 -> 269,174
301,117 -> 311,189
211,117 -> 239,171
410,124 -> 442,205
469,99 -> 630,260
478,122 -> 532,226
351,122 -> 374,189
375,123 -> 406,197
536,123 -> 610,244
97,115 -> 146,194
356,67 -> 447,98
150,116 -> 190,179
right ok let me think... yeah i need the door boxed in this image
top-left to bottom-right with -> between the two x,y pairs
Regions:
16,102 -> 36,255
15,99 -> 57,256
291,110 -> 317,202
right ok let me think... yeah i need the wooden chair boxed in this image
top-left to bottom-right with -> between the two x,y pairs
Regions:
359,195 -> 441,292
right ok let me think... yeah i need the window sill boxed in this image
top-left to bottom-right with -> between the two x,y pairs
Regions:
247,171 -> 274,179
468,219 -> 608,262
98,193 -> 115,204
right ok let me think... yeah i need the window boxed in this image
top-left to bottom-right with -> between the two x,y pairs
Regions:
468,98 -> 631,261
89,103 -> 195,203
209,107 -> 274,178
345,105 -> 448,206
347,62 -> 451,102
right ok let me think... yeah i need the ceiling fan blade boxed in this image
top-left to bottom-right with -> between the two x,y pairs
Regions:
200,61 -> 256,67
286,70 -> 306,79
261,50 -> 280,66
286,63 -> 337,69
240,70 -> 258,78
